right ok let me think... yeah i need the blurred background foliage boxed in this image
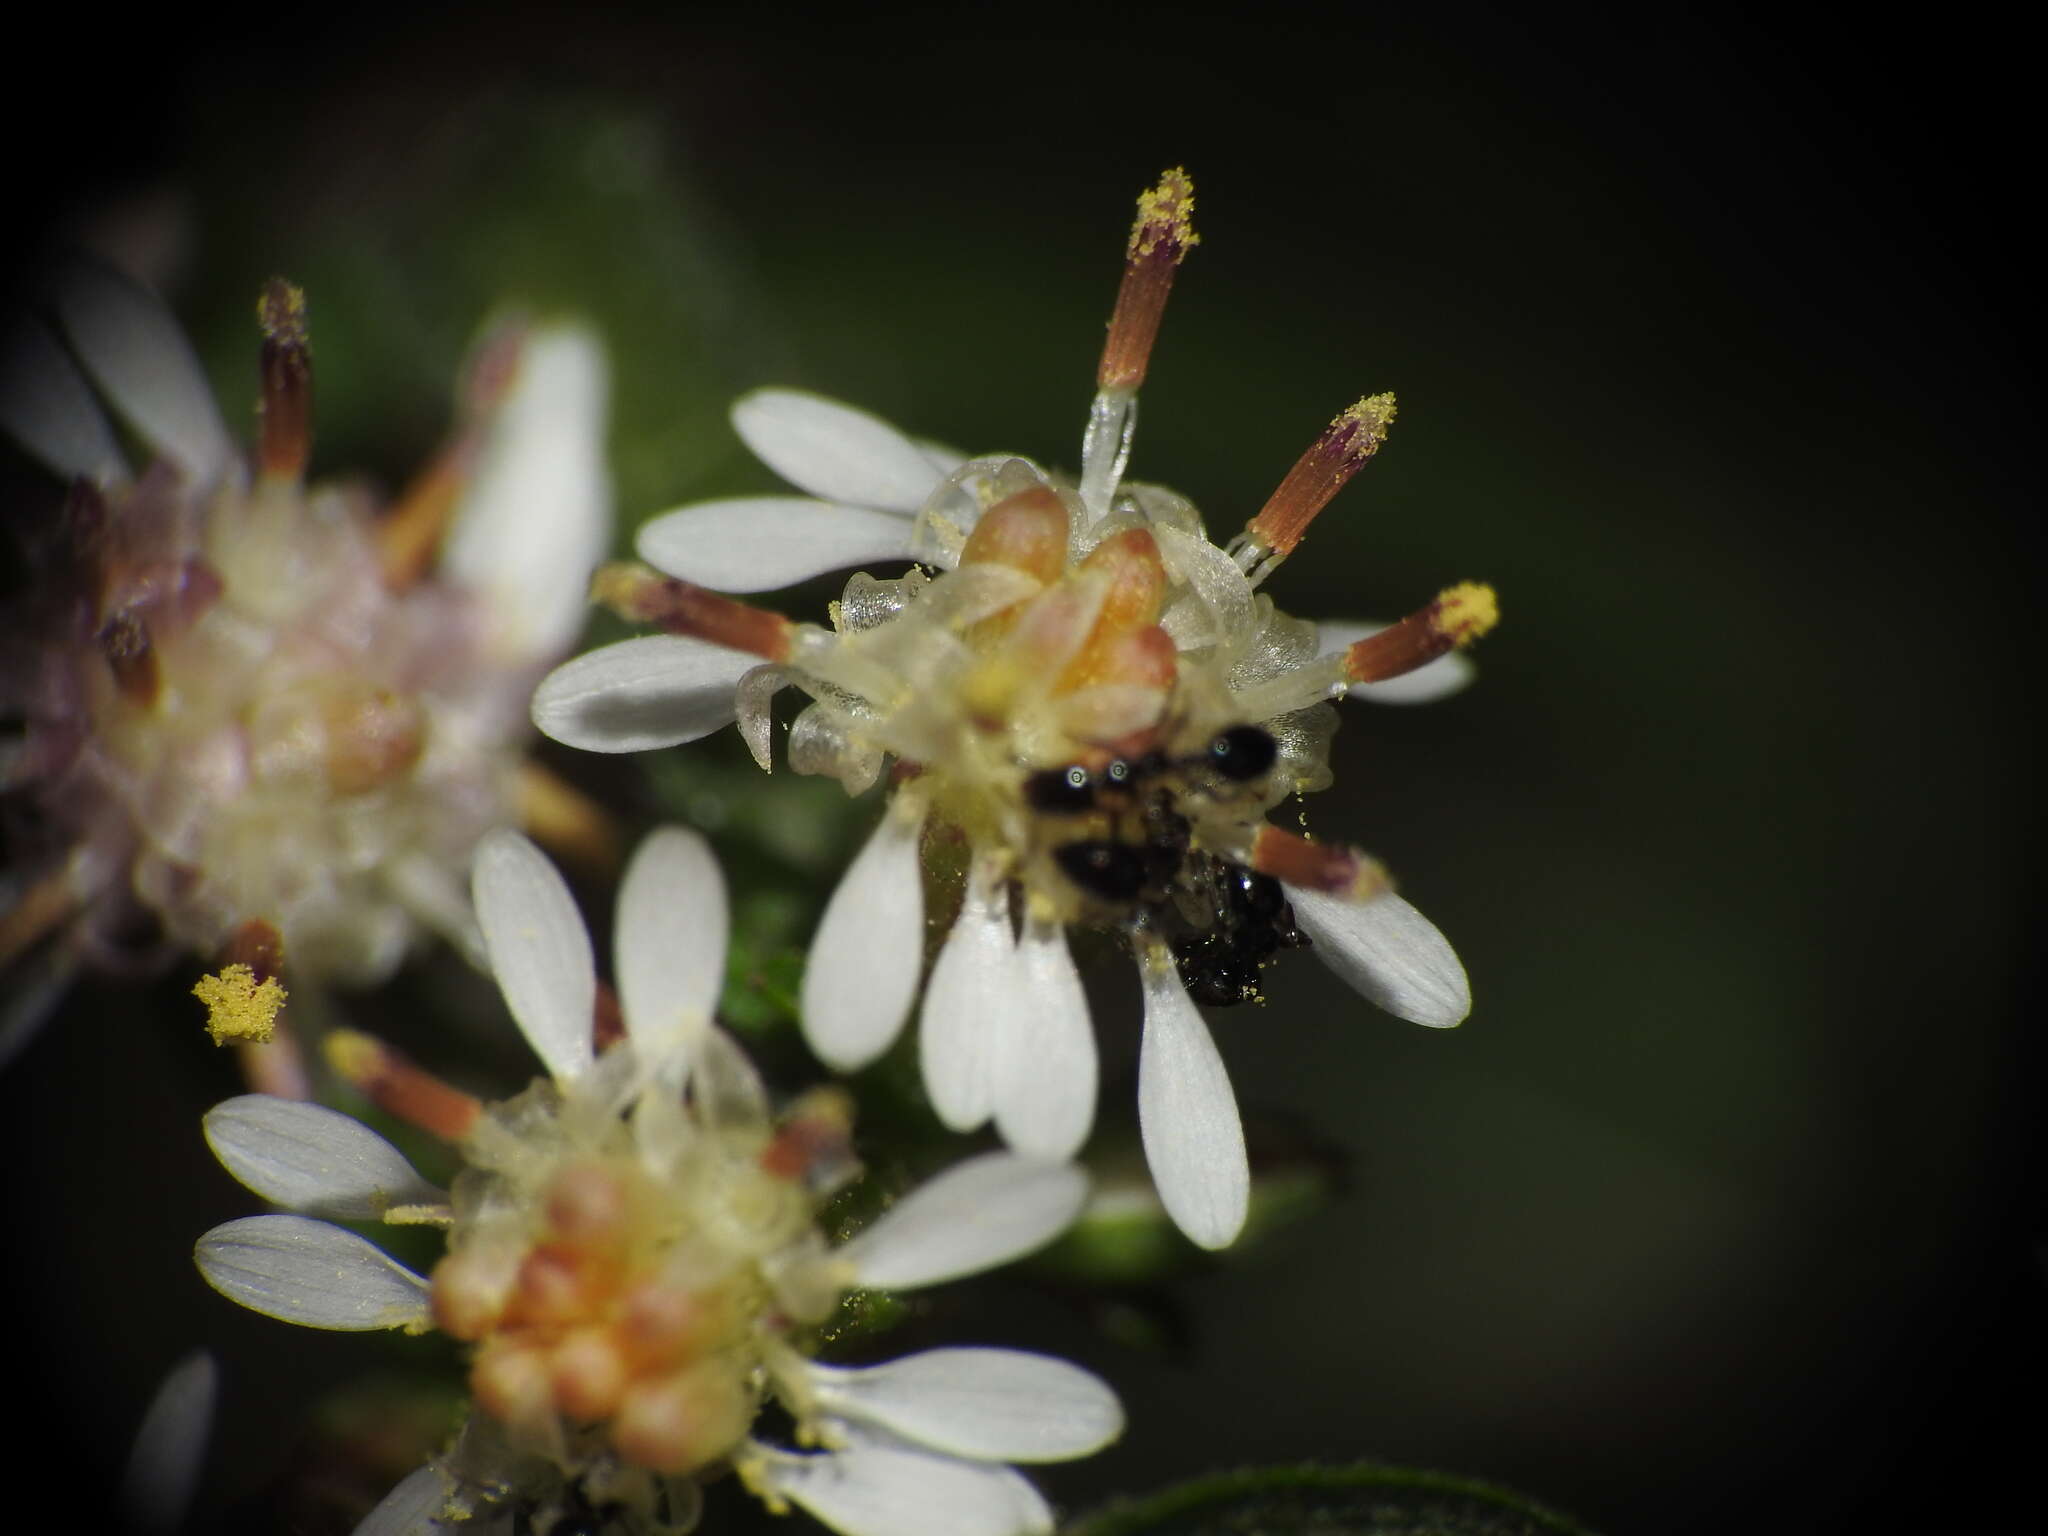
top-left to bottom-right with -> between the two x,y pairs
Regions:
3,5 -> 2035,1534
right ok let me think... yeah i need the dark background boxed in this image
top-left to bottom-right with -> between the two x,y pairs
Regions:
5,5 -> 2036,1533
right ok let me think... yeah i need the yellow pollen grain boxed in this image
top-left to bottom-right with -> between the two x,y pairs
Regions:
257,280 -> 308,343
1436,582 -> 1500,645
192,964 -> 287,1046
1128,168 -> 1199,261
1337,393 -> 1397,457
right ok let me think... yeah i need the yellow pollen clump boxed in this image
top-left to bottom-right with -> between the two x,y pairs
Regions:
192,964 -> 287,1046
1129,166 -> 1199,261
1333,393 -> 1397,459
1436,582 -> 1500,645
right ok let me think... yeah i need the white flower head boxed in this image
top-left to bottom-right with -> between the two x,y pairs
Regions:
0,269 -> 612,1064
195,828 -> 1114,1536
535,170 -> 1498,1250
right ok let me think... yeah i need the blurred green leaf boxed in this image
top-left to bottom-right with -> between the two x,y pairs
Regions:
1065,1462 -> 1595,1536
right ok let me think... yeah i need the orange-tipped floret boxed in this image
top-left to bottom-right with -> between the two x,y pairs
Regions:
1056,527 -> 1169,691
1343,582 -> 1499,683
1098,168 -> 1199,393
958,486 -> 1071,586
593,563 -> 796,662
1250,825 -> 1392,901
1239,394 -> 1397,569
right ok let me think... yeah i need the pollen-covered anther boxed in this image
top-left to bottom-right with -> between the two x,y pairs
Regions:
592,562 -> 794,662
1238,393 -> 1398,569
1250,825 -> 1393,901
323,1027 -> 483,1141
256,279 -> 313,481
1098,167 -> 1199,393
191,963 -> 288,1046
1344,581 -> 1500,683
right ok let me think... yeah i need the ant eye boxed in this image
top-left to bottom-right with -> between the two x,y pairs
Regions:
1208,725 -> 1278,781
1054,840 -> 1150,901
1105,759 -> 1132,785
1025,765 -> 1096,812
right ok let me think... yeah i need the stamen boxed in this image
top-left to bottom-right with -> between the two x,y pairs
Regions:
1249,826 -> 1392,901
192,964 -> 288,1047
592,563 -> 795,662
1097,168 -> 1198,394
323,1027 -> 482,1141
1343,582 -> 1499,683
256,280 -> 313,482
221,918 -> 285,984
1231,394 -> 1397,582
97,611 -> 160,706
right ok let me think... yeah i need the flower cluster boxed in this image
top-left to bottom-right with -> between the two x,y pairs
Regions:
0,267 -> 609,1065
197,828 -> 1118,1536
532,171 -> 1496,1248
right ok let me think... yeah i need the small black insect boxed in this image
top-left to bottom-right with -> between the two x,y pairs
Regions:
1024,762 -> 1097,812
1170,860 -> 1310,1006
1054,839 -> 1152,902
1206,724 -> 1278,781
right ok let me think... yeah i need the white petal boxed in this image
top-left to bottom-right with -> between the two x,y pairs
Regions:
195,1215 -> 431,1331
1287,886 -> 1470,1026
759,1433 -> 1051,1536
352,1464 -> 455,1536
473,829 -> 595,1082
440,325 -> 614,664
842,1152 -> 1087,1290
119,1350 -> 217,1534
733,389 -> 942,513
1316,620 -> 1477,704
638,497 -> 919,592
800,804 -> 925,1073
531,635 -> 754,753
992,921 -> 1097,1160
203,1095 -> 443,1218
55,264 -> 233,486
918,868 -> 1015,1132
808,1348 -> 1123,1463
0,315 -> 128,482
1137,960 -> 1248,1250
616,826 -> 727,1062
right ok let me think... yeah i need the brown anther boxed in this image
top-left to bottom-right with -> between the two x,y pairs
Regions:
1249,825 -> 1392,901
958,486 -> 1070,587
1241,394 -> 1398,562
322,688 -> 426,795
552,1325 -> 631,1422
592,563 -> 794,662
592,980 -> 626,1053
1343,583 -> 1499,683
759,1086 -> 857,1187
97,611 -> 160,705
220,918 -> 285,985
518,764 -> 626,879
1099,168 -> 1199,392
256,279 -> 313,480
376,447 -> 469,590
323,1027 -> 482,1141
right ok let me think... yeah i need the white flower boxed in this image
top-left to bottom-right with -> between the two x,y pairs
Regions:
0,268 -> 611,1065
195,827 -> 1117,1536
534,170 -> 1497,1251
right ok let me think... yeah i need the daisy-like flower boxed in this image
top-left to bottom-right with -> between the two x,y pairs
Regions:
533,171 -> 1497,1249
0,266 -> 611,1066
195,826 -> 1118,1536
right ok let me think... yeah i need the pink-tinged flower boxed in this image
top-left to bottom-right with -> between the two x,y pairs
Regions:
196,828 -> 1117,1536
0,268 -> 611,1065
533,171 -> 1497,1250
